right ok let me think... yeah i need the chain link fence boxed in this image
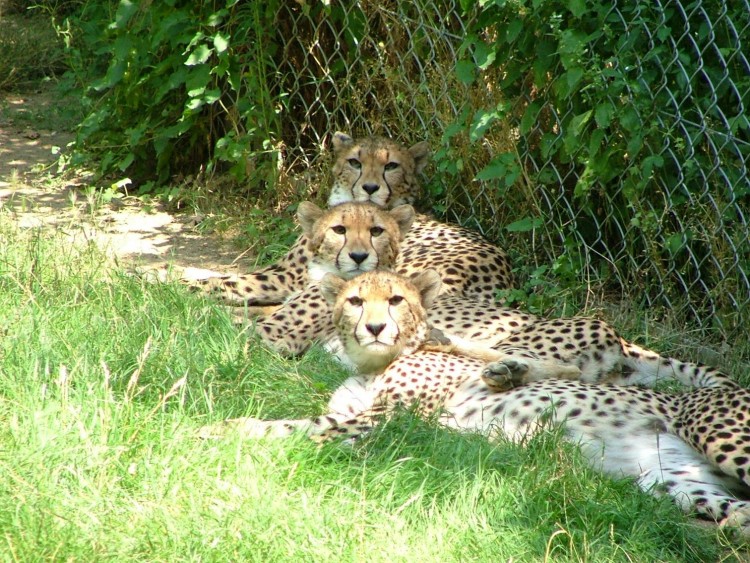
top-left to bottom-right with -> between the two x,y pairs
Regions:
264,1 -> 749,344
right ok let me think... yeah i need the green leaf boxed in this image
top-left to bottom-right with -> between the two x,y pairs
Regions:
474,41 -> 496,69
588,129 -> 606,156
207,9 -> 229,27
109,0 -> 138,30
186,97 -> 205,111
201,89 -> 221,104
505,18 -> 523,43
126,124 -> 147,145
620,106 -> 642,132
506,216 -> 544,232
213,33 -> 229,53
533,39 -> 556,86
665,232 -> 689,256
559,29 -> 587,69
476,160 -> 506,181
455,60 -> 475,85
573,166 -> 596,199
569,109 -> 592,137
566,0 -> 587,18
564,110 -> 594,155
118,152 -> 135,172
185,65 -> 211,96
540,132 -> 560,160
642,155 -> 664,178
594,102 -> 614,128
475,153 -> 518,183
626,134 -> 643,157
520,101 -> 541,136
442,116 -> 467,142
185,44 -> 212,66
566,67 -> 584,90
92,36 -> 132,90
469,110 -> 498,142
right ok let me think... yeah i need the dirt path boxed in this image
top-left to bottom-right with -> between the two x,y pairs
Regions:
0,91 -> 255,275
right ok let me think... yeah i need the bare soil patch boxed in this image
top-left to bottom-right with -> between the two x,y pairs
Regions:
0,90 -> 257,275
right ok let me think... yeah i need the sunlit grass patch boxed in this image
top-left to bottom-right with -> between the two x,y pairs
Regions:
0,216 -> 744,561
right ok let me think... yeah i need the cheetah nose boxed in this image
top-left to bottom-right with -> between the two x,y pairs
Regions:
349,251 -> 369,265
366,323 -> 386,336
362,183 -> 380,195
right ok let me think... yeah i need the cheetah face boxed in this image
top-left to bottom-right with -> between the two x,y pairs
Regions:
321,270 -> 442,373
328,132 -> 430,209
297,201 -> 415,281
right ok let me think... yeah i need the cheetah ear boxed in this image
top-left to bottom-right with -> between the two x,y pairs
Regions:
388,204 -> 415,238
332,132 -> 354,154
411,269 -> 442,309
297,201 -> 326,249
408,141 -> 430,174
320,273 -> 347,306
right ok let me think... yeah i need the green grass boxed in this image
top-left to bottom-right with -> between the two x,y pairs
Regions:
0,13 -> 66,92
1,216 -> 748,562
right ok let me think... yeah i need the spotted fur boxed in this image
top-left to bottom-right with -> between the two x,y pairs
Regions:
200,270 -> 750,536
251,201 -> 521,356
248,203 -> 731,391
180,132 -> 513,307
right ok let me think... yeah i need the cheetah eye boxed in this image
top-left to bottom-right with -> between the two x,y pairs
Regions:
332,225 -> 346,235
384,162 -> 399,171
348,158 -> 361,169
388,295 -> 404,306
370,226 -> 384,237
348,296 -> 363,306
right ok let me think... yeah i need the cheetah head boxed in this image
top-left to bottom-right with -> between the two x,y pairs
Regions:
297,201 -> 415,281
320,270 -> 442,373
328,132 -> 430,208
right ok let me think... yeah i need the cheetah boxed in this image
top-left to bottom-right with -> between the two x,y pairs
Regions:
250,200 -> 534,356
182,132 -> 513,307
250,202 -> 733,390
200,270 -> 750,535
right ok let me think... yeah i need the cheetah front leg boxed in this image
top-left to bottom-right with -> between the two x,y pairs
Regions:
480,359 -> 535,391
188,266 -> 301,308
136,263 -> 299,312
421,330 -> 518,361
720,505 -> 750,537
198,406 -> 388,442
197,412 -> 359,440
198,416 -> 313,439
422,331 -> 581,390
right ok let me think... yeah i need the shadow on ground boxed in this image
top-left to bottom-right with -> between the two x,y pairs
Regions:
0,91 -> 259,274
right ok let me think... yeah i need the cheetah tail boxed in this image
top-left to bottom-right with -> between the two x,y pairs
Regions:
620,339 -> 737,389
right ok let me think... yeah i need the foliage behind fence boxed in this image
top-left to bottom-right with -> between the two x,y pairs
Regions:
64,0 -> 749,343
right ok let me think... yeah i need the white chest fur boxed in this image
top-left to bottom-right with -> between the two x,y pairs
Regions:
327,374 -> 381,416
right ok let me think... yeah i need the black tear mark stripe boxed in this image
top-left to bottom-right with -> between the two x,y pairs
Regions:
335,234 -> 348,271
382,149 -> 393,201
351,148 -> 363,196
388,299 -> 401,344
354,305 -> 365,346
369,232 -> 381,270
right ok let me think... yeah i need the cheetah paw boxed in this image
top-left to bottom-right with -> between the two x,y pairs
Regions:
197,417 -> 270,440
481,359 -> 529,391
720,504 -> 750,538
421,326 -> 455,353
131,264 -> 174,284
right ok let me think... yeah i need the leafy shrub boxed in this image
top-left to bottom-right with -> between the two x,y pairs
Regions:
62,0 -> 283,193
0,13 -> 67,90
60,0 -> 470,203
448,0 -> 749,334
55,0 -> 749,341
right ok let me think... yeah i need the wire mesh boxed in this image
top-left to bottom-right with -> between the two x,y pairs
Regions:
264,1 -> 749,342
